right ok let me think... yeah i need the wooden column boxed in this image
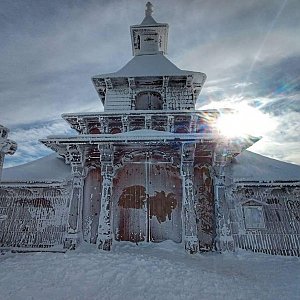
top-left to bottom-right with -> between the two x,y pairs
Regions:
167,115 -> 174,132
213,145 -> 234,252
0,153 -> 4,181
64,162 -> 85,249
0,128 -> 17,180
181,142 -> 199,253
97,144 -> 114,251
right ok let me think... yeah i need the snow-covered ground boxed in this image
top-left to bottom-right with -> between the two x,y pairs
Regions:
1,242 -> 299,300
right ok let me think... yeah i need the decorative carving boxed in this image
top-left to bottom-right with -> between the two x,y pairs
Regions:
104,78 -> 113,90
180,142 -> 199,253
97,144 -> 114,250
0,139 -> 17,155
0,126 -> 17,180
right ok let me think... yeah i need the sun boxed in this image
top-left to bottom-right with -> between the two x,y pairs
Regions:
215,103 -> 277,138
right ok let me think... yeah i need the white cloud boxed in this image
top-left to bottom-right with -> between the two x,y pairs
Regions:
3,120 -> 76,168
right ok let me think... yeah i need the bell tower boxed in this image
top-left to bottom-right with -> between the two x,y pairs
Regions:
130,2 -> 169,56
92,2 -> 206,112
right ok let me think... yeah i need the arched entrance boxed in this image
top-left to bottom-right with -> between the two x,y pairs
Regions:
112,152 -> 182,243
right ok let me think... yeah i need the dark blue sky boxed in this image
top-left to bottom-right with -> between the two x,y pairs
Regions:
1,0 -> 300,167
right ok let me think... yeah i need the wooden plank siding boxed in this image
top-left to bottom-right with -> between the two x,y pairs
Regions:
0,186 -> 70,249
233,233 -> 300,256
229,185 -> 300,256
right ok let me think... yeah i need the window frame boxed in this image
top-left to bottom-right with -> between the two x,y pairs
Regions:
242,203 -> 266,230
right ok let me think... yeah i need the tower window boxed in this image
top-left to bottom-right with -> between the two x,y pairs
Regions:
135,91 -> 162,110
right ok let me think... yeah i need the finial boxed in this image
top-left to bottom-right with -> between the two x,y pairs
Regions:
145,2 -> 153,17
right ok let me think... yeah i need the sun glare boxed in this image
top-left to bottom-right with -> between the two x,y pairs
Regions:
216,103 -> 277,138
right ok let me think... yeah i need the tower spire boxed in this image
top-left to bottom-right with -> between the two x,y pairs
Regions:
145,2 -> 153,17
130,2 -> 169,56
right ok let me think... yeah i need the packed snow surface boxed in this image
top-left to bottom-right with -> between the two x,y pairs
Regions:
1,242 -> 299,300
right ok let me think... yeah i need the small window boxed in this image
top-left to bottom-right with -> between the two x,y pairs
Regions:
135,91 -> 162,110
243,206 -> 265,229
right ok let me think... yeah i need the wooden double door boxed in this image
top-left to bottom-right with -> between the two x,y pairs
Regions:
112,159 -> 182,243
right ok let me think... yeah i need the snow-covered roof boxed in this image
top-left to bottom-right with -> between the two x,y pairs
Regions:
140,14 -> 158,25
1,154 -> 71,183
93,53 -> 205,79
2,148 -> 298,185
229,151 -> 300,183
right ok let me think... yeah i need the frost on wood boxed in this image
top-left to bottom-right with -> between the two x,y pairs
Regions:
0,3 -> 299,256
0,184 -> 70,248
0,125 -> 17,181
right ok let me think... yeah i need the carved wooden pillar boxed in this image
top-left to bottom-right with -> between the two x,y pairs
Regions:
97,144 -> 114,251
145,115 -> 152,129
213,145 -> 234,252
128,77 -> 136,110
98,117 -> 105,134
64,146 -> 86,249
122,116 -> 129,132
0,126 -> 17,180
189,114 -> 197,133
0,153 -> 3,181
167,115 -> 174,132
163,76 -> 169,109
180,142 -> 199,253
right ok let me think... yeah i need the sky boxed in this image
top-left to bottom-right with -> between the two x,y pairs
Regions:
1,0 -> 300,167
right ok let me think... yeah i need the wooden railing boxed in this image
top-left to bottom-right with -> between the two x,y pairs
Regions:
233,233 -> 300,256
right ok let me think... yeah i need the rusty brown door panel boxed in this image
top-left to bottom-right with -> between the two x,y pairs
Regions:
148,164 -> 182,243
112,159 -> 182,243
113,164 -> 147,242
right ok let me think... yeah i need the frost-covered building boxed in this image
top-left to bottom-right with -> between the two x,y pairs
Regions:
1,3 -> 300,255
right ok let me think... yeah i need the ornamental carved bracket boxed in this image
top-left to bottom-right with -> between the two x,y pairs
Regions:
98,144 -> 114,163
92,78 -> 106,102
75,117 -> 87,134
181,142 -> 196,163
104,78 -> 113,90
163,76 -> 169,88
0,138 -> 17,155
185,75 -> 193,88
128,77 -> 136,89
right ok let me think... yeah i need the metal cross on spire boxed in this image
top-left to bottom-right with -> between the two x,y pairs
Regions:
145,2 -> 153,17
